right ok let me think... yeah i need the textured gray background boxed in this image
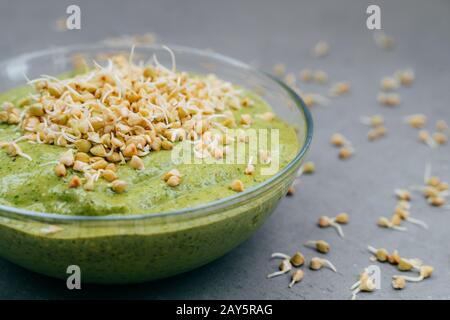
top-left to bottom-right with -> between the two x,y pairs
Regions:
0,0 -> 449,299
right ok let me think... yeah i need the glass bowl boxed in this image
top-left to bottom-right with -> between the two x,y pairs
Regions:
0,43 -> 313,283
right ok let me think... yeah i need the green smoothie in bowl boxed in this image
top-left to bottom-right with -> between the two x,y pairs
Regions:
0,45 -> 311,283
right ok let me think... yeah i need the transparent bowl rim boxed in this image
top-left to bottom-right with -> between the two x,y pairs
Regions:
0,42 -> 313,222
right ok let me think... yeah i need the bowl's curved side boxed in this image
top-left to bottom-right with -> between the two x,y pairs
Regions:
0,160 -> 301,283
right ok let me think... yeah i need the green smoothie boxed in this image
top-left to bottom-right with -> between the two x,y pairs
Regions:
0,56 -> 305,283
0,91 -> 298,216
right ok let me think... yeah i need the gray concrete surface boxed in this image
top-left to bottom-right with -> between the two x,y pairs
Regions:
0,0 -> 449,299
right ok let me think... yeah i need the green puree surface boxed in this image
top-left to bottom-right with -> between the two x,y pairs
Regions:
0,86 -> 299,216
